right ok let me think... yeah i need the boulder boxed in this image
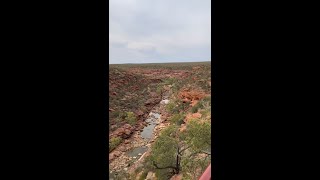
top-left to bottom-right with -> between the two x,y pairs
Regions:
110,125 -> 117,130
134,110 -> 144,117
144,98 -> 161,106
113,151 -> 121,157
123,123 -> 133,129
170,174 -> 183,180
124,129 -> 131,135
109,154 -> 115,161
116,128 -> 125,136
118,146 -> 126,152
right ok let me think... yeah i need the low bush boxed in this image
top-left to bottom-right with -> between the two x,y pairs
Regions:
191,96 -> 211,113
166,99 -> 190,114
125,112 -> 137,125
169,113 -> 185,125
164,78 -> 177,85
109,137 -> 122,152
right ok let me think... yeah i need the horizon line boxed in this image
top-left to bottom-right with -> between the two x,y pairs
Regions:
109,60 -> 211,65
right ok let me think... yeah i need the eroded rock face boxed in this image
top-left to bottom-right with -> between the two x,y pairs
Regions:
134,109 -> 144,117
113,151 -> 121,157
145,98 -> 161,106
124,129 -> 132,136
111,123 -> 135,139
115,128 -> 125,135
123,123 -> 133,129
109,154 -> 115,161
179,89 -> 206,101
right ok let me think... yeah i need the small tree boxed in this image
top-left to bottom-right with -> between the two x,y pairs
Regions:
150,121 -> 211,179
181,119 -> 211,179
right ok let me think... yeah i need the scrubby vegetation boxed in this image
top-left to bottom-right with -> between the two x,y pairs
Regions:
109,137 -> 122,152
146,63 -> 211,179
124,112 -> 137,126
169,113 -> 185,125
148,118 -> 211,179
109,62 -> 211,179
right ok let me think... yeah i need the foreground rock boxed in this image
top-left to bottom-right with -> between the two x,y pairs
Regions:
145,98 -> 161,106
111,124 -> 135,139
146,171 -> 156,180
170,174 -> 183,180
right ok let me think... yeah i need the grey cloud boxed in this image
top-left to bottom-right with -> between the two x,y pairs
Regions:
109,0 -> 211,64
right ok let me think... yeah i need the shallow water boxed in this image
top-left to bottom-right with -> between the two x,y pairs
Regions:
109,171 -> 115,180
141,123 -> 156,139
126,146 -> 148,157
141,112 -> 160,139
153,113 -> 160,119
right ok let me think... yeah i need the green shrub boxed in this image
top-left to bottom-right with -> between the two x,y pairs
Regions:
118,111 -> 127,119
190,96 -> 211,113
200,109 -> 211,117
125,112 -> 137,125
202,96 -> 211,104
166,99 -> 190,114
110,111 -> 120,119
169,113 -> 185,125
164,78 -> 177,85
185,120 -> 211,151
156,84 -> 164,94
166,101 -> 176,113
109,137 -> 122,152
191,103 -> 203,113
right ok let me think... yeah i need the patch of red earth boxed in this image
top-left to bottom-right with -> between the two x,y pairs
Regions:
109,123 -> 135,139
184,113 -> 202,124
170,174 -> 183,180
179,124 -> 187,132
179,89 -> 206,102
192,113 -> 202,118
190,100 -> 199,107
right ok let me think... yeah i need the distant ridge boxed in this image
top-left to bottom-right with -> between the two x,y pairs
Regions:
109,61 -> 211,65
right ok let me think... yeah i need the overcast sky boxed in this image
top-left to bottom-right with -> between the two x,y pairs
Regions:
109,0 -> 211,64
